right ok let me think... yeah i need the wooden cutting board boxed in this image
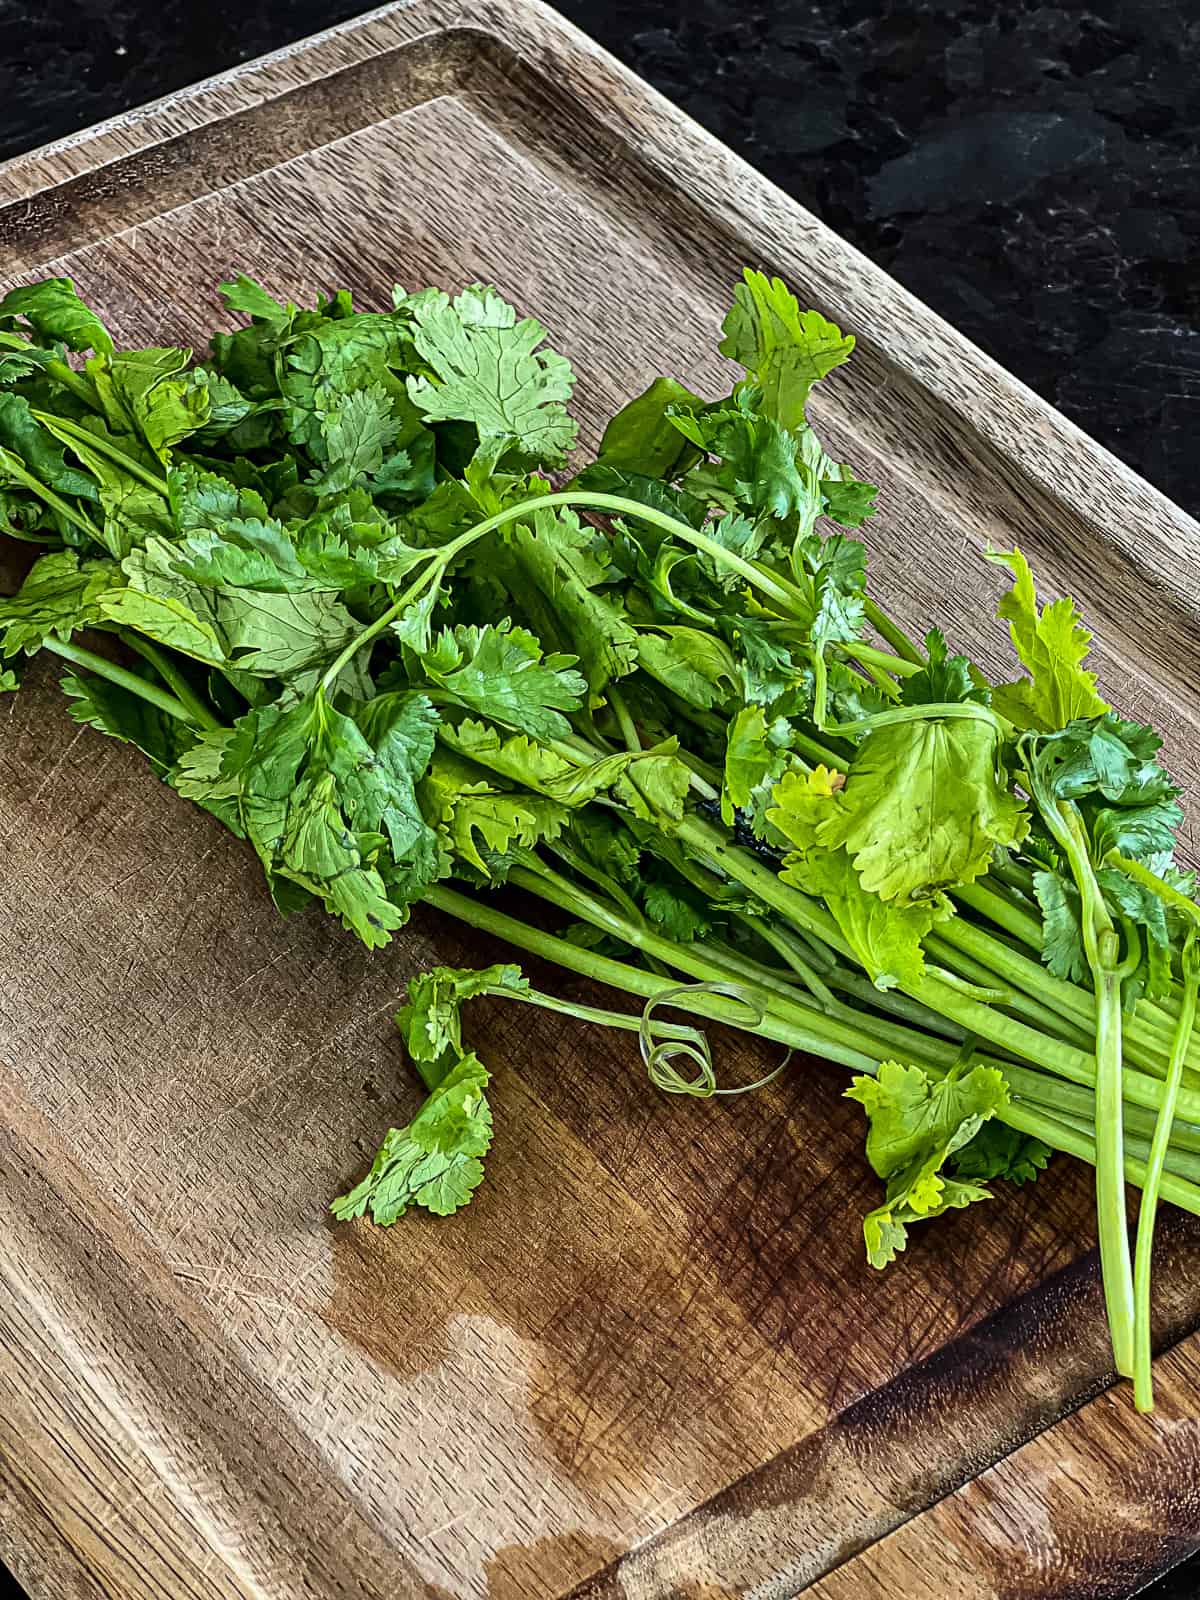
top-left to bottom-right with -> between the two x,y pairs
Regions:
3,4 -> 1200,1597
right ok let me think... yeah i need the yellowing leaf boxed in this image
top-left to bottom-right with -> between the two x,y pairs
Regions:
819,717 -> 1029,904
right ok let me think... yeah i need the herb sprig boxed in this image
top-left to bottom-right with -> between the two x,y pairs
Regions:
3,268 -> 1196,1411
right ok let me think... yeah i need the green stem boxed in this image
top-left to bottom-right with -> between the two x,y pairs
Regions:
1096,966 -> 1137,1376
1002,1103 -> 1200,1221
421,886 -> 1200,1229
790,726 -> 848,769
325,489 -> 819,692
839,640 -> 922,679
44,357 -> 102,410
1054,798 -> 1135,1377
1133,956 -> 1200,1410
32,411 -> 169,496
812,648 -> 829,729
863,596 -> 925,665
955,879 -> 1044,950
420,884 -> 880,1073
42,636 -> 205,725
607,685 -> 642,754
320,561 -> 442,692
822,700 -> 1011,739
120,634 -> 222,732
0,449 -> 106,545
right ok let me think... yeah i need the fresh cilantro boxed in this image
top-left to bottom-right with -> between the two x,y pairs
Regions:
7,267 -> 1196,1407
845,1059 -> 1009,1266
987,546 -> 1109,731
719,269 -> 854,432
819,717 -> 1028,903
405,285 -> 577,468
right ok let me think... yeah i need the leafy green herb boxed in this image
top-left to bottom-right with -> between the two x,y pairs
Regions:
5,267 -> 1198,1412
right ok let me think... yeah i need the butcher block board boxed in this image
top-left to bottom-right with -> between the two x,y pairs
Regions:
3,4 -> 1200,1598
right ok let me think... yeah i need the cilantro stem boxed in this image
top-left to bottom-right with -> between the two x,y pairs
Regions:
319,560 -> 442,692
44,357 -> 103,410
607,684 -> 642,753
821,700 -> 1011,739
421,883 -> 880,1072
955,879 -> 1043,950
325,488 -> 819,690
32,411 -> 170,496
1053,798 -> 1136,1377
42,636 -> 207,726
120,632 -> 223,732
936,916 -> 1186,1078
1001,1103 -> 1200,1221
1133,950 -> 1199,1410
0,449 -> 106,546
790,726 -> 848,768
840,641 -> 922,679
863,596 -> 925,665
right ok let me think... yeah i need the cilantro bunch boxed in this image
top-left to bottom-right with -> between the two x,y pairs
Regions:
3,268 -> 1197,1412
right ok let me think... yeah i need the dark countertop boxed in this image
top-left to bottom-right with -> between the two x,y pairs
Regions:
0,4 -> 1197,1598
1,0 -> 1197,520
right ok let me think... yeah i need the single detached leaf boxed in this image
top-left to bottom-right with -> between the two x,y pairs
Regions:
331,1052 -> 495,1225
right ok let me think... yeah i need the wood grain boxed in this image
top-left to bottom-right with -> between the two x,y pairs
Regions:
1,4 -> 1199,1598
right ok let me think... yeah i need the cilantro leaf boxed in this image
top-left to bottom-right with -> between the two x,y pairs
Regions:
791,531 -> 867,647
61,669 -> 198,777
819,717 -> 1028,903
597,375 -> 704,479
419,620 -> 586,741
845,1059 -> 1008,1266
397,962 -> 528,1081
406,285 -> 577,468
637,625 -> 738,711
721,703 -> 792,825
987,546 -> 1109,731
219,275 -> 295,324
439,717 -> 646,807
499,504 -> 638,698
87,347 -> 210,459
0,276 -> 113,356
222,690 -> 438,945
1021,715 -> 1182,866
331,1053 -> 494,1224
1032,868 -> 1088,983
901,628 -> 989,707
420,748 -> 569,877
719,270 -> 854,431
951,1121 -> 1052,1187
821,472 -> 878,528
0,548 -> 119,657
769,765 -> 948,989
0,391 -> 102,505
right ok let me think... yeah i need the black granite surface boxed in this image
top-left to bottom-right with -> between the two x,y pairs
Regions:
0,3 -> 1198,1598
